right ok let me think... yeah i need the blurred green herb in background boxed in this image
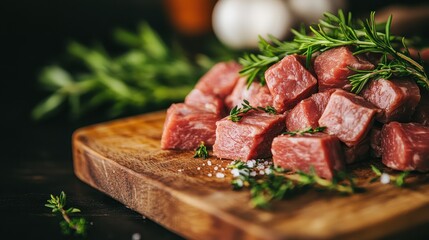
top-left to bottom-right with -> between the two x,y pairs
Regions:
33,23 -> 236,120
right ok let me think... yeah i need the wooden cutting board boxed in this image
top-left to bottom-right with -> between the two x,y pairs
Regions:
73,111 -> 429,240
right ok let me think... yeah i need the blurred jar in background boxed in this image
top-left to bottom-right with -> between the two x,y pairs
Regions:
164,0 -> 217,36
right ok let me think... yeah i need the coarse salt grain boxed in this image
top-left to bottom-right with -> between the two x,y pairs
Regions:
231,168 -> 240,177
380,173 -> 390,184
250,171 -> 257,177
208,173 -> 212,177
197,167 -> 201,170
247,160 -> 255,168
214,166 -> 219,170
216,172 -> 225,178
207,160 -> 212,166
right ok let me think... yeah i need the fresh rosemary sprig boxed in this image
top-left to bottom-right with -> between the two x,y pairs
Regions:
370,165 -> 410,187
228,160 -> 356,209
283,126 -> 326,136
239,10 -> 428,93
45,191 -> 88,236
194,142 -> 209,159
228,100 -> 277,122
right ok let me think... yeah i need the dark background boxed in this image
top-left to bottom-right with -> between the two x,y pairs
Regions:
0,0 -> 428,239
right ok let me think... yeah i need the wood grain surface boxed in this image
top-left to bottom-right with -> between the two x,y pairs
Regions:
73,111 -> 429,240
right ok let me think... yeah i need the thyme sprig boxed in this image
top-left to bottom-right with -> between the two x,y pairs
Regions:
370,165 -> 410,187
45,191 -> 88,236
239,10 -> 428,93
283,126 -> 326,136
229,100 -> 277,122
228,160 -> 356,208
194,142 -> 209,159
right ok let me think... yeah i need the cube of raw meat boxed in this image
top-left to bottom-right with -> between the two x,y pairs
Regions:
381,122 -> 429,172
314,46 -> 374,91
272,133 -> 344,179
184,89 -> 226,117
342,137 -> 370,164
318,89 -> 379,146
285,90 -> 334,131
360,79 -> 421,123
369,125 -> 382,158
412,91 -> 429,126
213,112 -> 286,160
161,104 -> 220,150
265,55 -> 317,113
225,77 -> 273,111
195,61 -> 241,98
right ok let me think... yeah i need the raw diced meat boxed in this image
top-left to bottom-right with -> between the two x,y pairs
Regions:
314,46 -> 374,91
369,126 -> 382,158
342,137 -> 370,164
412,91 -> 429,126
184,89 -> 226,117
381,122 -> 429,172
360,78 -> 421,123
318,89 -> 379,146
265,55 -> 317,113
285,90 -> 334,131
272,133 -> 344,179
161,104 -> 220,150
195,61 -> 241,98
213,112 -> 286,160
225,77 -> 273,111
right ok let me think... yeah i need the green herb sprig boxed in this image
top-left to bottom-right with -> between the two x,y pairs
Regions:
33,23 -> 236,121
239,10 -> 428,93
228,160 -> 356,208
45,191 -> 88,236
283,126 -> 327,136
370,165 -> 410,187
194,142 -> 209,159
229,100 -> 277,122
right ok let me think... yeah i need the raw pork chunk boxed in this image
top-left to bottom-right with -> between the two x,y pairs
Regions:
314,46 -> 374,91
213,112 -> 286,161
225,77 -> 273,111
369,126 -> 382,158
361,79 -> 421,123
381,122 -> 429,172
185,89 -> 226,117
285,90 -> 334,131
161,104 -> 220,150
319,89 -> 379,146
195,61 -> 241,98
342,138 -> 370,164
272,133 -> 344,179
412,91 -> 429,126
265,55 -> 317,113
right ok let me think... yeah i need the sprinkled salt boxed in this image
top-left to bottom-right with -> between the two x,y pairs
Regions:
207,160 -> 212,166
203,163 -> 205,166
208,173 -> 212,177
380,173 -> 390,184
259,170 -> 265,175
264,161 -> 269,165
246,160 -> 255,168
132,233 -> 141,240
250,171 -> 257,177
231,168 -> 240,177
216,172 -> 225,178
197,167 -> 201,170
221,168 -> 225,171
214,166 -> 219,170
178,169 -> 182,172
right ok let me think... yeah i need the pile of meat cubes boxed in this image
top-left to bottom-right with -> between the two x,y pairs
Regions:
161,46 -> 429,179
